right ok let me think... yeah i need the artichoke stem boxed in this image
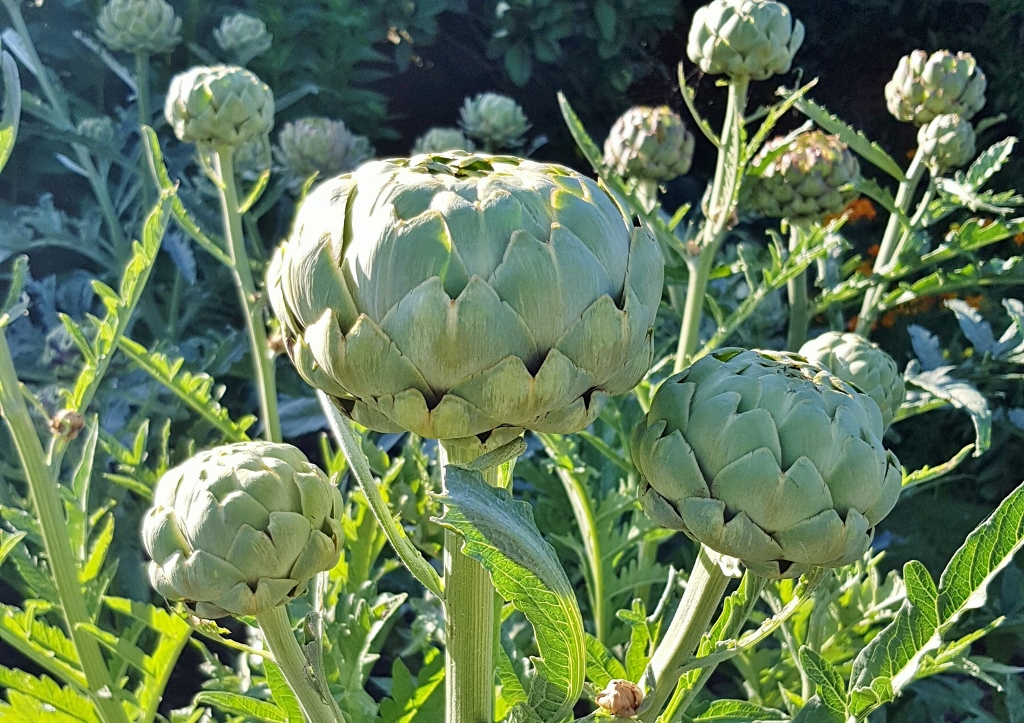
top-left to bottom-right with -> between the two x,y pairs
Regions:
441,441 -> 504,723
636,546 -> 731,723
213,149 -> 281,442
135,51 -> 154,210
786,224 -> 810,350
255,606 -> 347,723
674,249 -> 716,372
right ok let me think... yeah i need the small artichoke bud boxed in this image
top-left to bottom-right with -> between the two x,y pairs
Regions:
799,332 -> 906,429
917,113 -> 976,172
96,0 -> 182,54
885,50 -> 986,126
49,410 -> 85,441
273,117 -> 374,188
633,348 -> 901,579
604,105 -> 695,182
687,0 -> 804,82
76,117 -> 117,146
232,134 -> 273,180
143,442 -> 344,619
748,130 -> 861,225
596,679 -> 644,718
459,93 -> 530,150
412,127 -> 475,154
213,13 -> 273,66
165,65 -> 274,149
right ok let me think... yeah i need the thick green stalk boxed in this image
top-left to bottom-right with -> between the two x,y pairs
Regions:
0,332 -> 129,723
440,440 -> 502,723
637,546 -> 730,723
135,52 -> 154,210
856,152 -> 926,334
213,149 -> 281,442
255,606 -> 346,723
786,225 -> 809,350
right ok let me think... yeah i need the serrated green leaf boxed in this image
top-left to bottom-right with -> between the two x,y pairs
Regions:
694,699 -> 788,721
0,529 -> 25,566
377,647 -> 445,723
799,648 -> 847,715
264,660 -> 303,722
966,137 -> 1017,188
0,665 -> 97,722
0,604 -> 85,688
583,633 -> 627,689
0,50 -> 22,173
194,691 -> 287,722
0,255 -> 29,329
905,364 -> 990,455
790,695 -> 846,723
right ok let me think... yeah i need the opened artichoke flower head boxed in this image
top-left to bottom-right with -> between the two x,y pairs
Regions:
143,442 -> 343,619
268,152 -> 663,446
633,348 -> 901,578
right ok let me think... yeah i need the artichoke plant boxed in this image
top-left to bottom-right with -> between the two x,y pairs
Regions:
142,442 -> 344,619
799,332 -> 906,429
687,0 -> 805,82
273,117 -> 373,188
603,105 -> 695,182
459,93 -> 530,150
96,0 -> 181,54
633,348 -> 901,578
412,127 -> 475,154
76,117 -> 116,147
748,130 -> 861,225
213,12 -> 273,66
917,113 -> 977,172
268,152 -> 663,447
885,50 -> 986,126
165,65 -> 275,149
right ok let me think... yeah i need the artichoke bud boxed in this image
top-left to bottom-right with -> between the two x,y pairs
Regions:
799,332 -> 906,429
267,151 -> 664,448
142,442 -> 344,619
165,65 -> 275,150
273,117 -> 374,189
633,348 -> 902,579
687,0 -> 804,81
96,0 -> 182,54
214,13 -> 273,66
917,113 -> 976,172
76,117 -> 117,147
885,50 -> 986,126
412,127 -> 475,154
603,105 -> 695,182
458,93 -> 530,150
747,130 -> 861,225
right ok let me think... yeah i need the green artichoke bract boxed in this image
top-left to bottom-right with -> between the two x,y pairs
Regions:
77,117 -> 116,147
799,332 -> 906,429
273,117 -> 373,188
459,93 -> 530,150
603,105 -> 695,182
885,50 -> 986,126
143,442 -> 343,619
412,127 -> 475,154
268,152 -> 663,446
96,0 -> 181,54
214,12 -> 273,66
687,0 -> 804,81
748,130 -> 861,225
633,348 -> 901,578
917,113 -> 976,172
165,65 -> 274,149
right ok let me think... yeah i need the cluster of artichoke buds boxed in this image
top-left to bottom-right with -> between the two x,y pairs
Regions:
603,105 -> 695,183
96,0 -> 181,54
165,65 -> 275,150
214,12 -> 273,66
917,113 -> 977,173
459,92 -> 531,150
273,117 -> 374,189
885,50 -> 986,126
412,127 -> 475,154
687,0 -> 804,81
747,130 -> 861,225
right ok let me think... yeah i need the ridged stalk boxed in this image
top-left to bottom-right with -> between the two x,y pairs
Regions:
786,225 -> 809,350
135,51 -> 154,210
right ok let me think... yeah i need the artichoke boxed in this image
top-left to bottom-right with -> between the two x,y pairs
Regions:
165,65 -> 275,149
917,113 -> 976,172
687,0 -> 804,82
603,106 -> 695,182
273,117 -> 373,188
143,442 -> 344,619
412,127 -> 475,154
885,50 -> 986,126
748,130 -> 861,225
268,152 -> 663,447
799,332 -> 906,429
213,13 -> 273,66
633,348 -> 901,578
96,0 -> 181,54
459,93 -> 530,150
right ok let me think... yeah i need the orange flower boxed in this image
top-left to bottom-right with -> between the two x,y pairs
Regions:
825,197 -> 877,225
964,294 -> 984,309
856,261 -> 873,276
867,244 -> 880,258
882,311 -> 898,328
1013,232 -> 1024,246
847,315 -> 859,332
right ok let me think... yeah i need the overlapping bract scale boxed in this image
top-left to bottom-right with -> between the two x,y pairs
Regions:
687,0 -> 804,82
632,349 -> 901,578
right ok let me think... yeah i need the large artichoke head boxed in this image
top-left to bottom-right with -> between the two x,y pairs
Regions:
603,105 -> 695,182
142,442 -> 344,619
214,13 -> 273,66
917,113 -> 976,172
799,332 -> 906,429
268,152 -> 664,447
748,130 -> 861,225
687,0 -> 804,81
273,117 -> 374,188
96,0 -> 181,54
459,93 -> 530,150
633,348 -> 901,578
165,65 -> 274,150
885,50 -> 986,126
413,127 -> 476,154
